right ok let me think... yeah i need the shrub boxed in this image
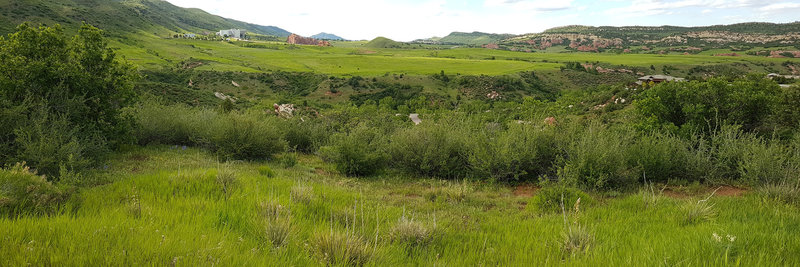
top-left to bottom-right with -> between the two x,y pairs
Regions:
310,231 -> 373,266
0,163 -> 66,216
0,23 -> 137,177
557,124 -> 637,190
529,186 -> 593,214
279,152 -> 298,168
470,123 -> 558,181
712,127 -> 796,185
626,132 -> 707,183
203,112 -> 287,160
320,125 -> 388,177
756,183 -> 800,206
388,123 -> 471,179
284,119 -> 329,153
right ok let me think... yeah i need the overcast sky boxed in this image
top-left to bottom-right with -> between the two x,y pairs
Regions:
165,0 -> 800,41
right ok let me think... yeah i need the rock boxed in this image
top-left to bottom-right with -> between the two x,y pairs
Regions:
409,114 -> 422,125
544,117 -> 557,126
287,33 -> 331,46
231,81 -> 240,87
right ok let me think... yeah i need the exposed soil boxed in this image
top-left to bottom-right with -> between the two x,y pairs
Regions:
715,186 -> 747,197
513,185 -> 539,197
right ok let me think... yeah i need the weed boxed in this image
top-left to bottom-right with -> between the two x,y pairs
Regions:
291,184 -> 314,204
258,165 -> 275,178
530,186 -> 592,214
682,197 -> 716,226
389,217 -> 433,247
265,219 -> 291,248
756,183 -> 800,206
279,152 -> 298,168
309,231 -> 373,266
215,169 -> 238,199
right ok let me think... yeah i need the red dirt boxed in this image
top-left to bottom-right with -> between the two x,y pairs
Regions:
715,186 -> 747,197
513,185 -> 539,197
662,189 -> 691,199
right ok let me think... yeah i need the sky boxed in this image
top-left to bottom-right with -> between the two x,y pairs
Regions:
165,0 -> 800,41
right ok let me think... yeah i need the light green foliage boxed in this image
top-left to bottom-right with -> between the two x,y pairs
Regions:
1,148 -> 800,265
258,165 -> 276,178
529,186 -> 593,214
0,163 -> 65,216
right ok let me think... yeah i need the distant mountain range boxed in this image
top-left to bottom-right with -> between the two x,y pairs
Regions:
311,32 -> 344,40
0,0 -> 290,37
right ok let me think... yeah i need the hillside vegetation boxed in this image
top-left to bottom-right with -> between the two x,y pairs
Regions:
2,2 -> 800,265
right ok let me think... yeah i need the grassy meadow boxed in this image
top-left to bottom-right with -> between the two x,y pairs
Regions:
3,22 -> 800,266
3,146 -> 799,266
112,33 -> 797,76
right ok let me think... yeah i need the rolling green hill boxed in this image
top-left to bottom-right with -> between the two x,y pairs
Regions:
311,32 -> 344,40
0,0 -> 290,37
364,36 -> 406,48
438,31 -> 514,45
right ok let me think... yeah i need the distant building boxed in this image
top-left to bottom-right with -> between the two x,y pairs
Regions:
636,75 -> 685,85
183,33 -> 196,38
217,29 -> 247,39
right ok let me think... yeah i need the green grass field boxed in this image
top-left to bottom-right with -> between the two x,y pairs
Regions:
113,33 -> 799,76
3,146 -> 798,265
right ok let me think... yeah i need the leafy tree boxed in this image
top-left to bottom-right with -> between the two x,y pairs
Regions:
0,23 -> 137,177
635,76 -> 779,135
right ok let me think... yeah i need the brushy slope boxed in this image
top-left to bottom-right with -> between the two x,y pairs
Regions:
0,0 -> 290,36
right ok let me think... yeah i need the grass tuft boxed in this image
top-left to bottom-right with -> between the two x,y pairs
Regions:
309,231 -> 373,266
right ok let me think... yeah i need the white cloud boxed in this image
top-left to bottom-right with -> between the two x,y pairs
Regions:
484,0 -> 575,11
760,2 -> 800,11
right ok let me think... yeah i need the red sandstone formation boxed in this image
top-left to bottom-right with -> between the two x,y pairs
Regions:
287,33 -> 331,46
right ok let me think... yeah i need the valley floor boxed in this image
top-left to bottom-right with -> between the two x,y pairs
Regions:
2,146 -> 799,266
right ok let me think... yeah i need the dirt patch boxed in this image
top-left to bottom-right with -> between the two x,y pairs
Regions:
513,185 -> 539,197
662,189 -> 691,199
183,61 -> 203,69
715,186 -> 747,197
325,90 -> 342,96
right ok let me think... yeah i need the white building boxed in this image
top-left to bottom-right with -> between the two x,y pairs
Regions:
217,29 -> 247,39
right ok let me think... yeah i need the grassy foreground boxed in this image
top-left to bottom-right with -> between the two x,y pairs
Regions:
2,146 -> 798,266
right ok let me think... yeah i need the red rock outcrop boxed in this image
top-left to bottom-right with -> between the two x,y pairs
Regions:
287,34 -> 331,46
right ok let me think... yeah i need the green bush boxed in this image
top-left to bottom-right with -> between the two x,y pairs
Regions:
0,23 -> 137,177
712,127 -> 796,185
0,163 -> 66,216
626,132 -> 708,183
203,112 -> 286,160
470,123 -> 558,181
134,102 -> 286,161
284,119 -> 329,153
529,186 -> 593,214
320,125 -> 388,176
557,124 -> 637,190
388,123 -> 471,179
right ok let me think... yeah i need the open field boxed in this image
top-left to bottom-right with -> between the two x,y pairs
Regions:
3,146 -> 799,266
112,33 -> 799,76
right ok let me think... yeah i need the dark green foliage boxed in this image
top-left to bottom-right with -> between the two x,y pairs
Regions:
0,163 -> 66,217
283,119 -> 330,153
132,101 -> 286,160
388,123 -> 471,179
626,133 -> 708,183
350,83 -> 424,107
557,124 -> 638,190
635,77 -> 780,134
469,124 -> 559,181
320,125 -> 388,176
320,126 -> 388,176
529,186 -> 593,214
0,23 -> 137,178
